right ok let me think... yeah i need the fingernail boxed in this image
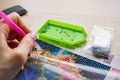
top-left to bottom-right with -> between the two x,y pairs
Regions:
21,66 -> 24,70
30,33 -> 37,41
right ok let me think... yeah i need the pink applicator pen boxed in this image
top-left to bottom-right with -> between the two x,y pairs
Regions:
0,10 -> 41,51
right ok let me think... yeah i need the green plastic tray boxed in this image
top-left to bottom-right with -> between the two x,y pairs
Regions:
37,19 -> 87,48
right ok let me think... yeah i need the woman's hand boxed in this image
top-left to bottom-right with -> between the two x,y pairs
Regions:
0,12 -> 35,80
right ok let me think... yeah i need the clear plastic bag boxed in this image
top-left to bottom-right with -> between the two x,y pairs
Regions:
86,25 -> 115,58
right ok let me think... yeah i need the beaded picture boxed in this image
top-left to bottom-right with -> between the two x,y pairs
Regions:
15,39 -> 111,80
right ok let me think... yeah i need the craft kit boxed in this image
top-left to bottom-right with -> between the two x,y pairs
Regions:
1,5 -> 119,80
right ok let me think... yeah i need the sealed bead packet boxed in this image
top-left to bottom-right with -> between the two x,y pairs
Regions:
85,25 -> 115,58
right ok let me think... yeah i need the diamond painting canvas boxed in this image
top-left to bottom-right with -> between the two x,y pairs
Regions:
15,39 -> 111,80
